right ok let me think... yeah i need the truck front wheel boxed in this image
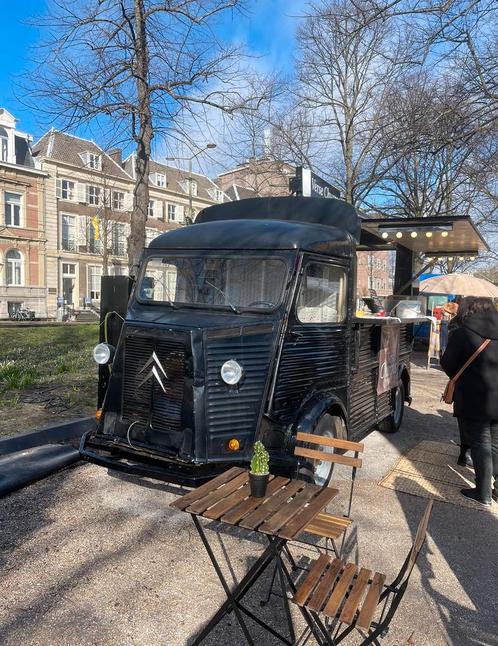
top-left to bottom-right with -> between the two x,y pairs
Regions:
297,413 -> 346,486
378,379 -> 405,434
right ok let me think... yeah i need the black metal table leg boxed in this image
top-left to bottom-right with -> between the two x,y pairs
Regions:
191,515 -> 299,645
191,514 -> 256,645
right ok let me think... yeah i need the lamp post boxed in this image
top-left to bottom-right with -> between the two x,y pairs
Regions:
166,143 -> 216,223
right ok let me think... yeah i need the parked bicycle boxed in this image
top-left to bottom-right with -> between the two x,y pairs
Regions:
10,308 -> 36,321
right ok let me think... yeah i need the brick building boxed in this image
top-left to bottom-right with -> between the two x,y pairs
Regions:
216,158 -> 294,198
0,109 -> 47,318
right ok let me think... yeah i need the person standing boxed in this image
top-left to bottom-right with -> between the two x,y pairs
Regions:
441,297 -> 498,506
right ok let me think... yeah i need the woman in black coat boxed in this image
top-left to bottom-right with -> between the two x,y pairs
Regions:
441,297 -> 498,506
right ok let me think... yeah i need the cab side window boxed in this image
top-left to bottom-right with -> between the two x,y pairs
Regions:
297,263 -> 347,324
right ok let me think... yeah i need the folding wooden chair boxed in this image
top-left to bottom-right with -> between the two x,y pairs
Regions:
261,431 -> 364,606
294,431 -> 364,558
292,499 -> 433,646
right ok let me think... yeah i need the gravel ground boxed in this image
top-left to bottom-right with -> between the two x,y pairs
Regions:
1,358 -> 497,646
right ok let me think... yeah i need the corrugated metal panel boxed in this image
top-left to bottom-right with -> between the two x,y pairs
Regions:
350,326 -> 378,434
205,331 -> 274,453
122,335 -> 185,436
350,323 -> 413,434
273,327 -> 348,419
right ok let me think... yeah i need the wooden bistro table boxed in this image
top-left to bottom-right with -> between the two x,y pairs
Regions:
170,466 -> 339,646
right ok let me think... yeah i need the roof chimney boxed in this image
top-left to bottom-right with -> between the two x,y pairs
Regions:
108,148 -> 122,164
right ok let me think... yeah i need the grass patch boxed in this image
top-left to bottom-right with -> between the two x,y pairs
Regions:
0,324 -> 99,433
0,362 -> 37,389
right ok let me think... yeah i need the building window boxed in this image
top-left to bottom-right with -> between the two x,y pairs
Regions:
111,223 -> 126,256
189,180 -> 198,196
145,228 -> 160,247
4,192 -> 22,227
88,265 -> 103,300
62,263 -> 76,275
87,185 -> 101,205
110,265 -> 127,276
215,189 -> 224,202
0,127 -> 8,162
112,191 -> 124,211
87,152 -> 101,169
297,263 -> 347,324
61,214 -> 77,251
6,249 -> 23,286
167,204 -> 177,221
155,173 -> 166,187
148,200 -> 156,218
62,179 -> 75,200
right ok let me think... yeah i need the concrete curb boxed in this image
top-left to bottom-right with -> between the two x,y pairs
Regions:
0,416 -> 95,456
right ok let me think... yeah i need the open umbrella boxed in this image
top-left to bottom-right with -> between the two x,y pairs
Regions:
419,273 -> 498,297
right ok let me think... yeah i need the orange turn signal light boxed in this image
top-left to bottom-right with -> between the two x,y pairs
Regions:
227,438 -> 240,452
95,409 -> 103,421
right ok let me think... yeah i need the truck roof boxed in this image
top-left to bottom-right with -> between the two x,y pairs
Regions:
195,196 -> 361,241
148,218 -> 354,256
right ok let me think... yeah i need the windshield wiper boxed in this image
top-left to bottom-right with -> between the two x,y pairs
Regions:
152,273 -> 178,308
204,280 -> 241,314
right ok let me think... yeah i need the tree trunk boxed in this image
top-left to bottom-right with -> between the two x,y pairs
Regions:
102,213 -> 109,276
128,0 -> 152,274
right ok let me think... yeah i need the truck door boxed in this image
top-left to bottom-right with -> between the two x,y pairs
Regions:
270,256 -> 353,427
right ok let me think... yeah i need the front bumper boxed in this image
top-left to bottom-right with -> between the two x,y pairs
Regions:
79,430 -> 240,487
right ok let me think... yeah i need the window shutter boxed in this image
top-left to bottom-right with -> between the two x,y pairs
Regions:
55,177 -> 62,199
76,182 -> 87,203
78,216 -> 88,247
177,204 -> 185,223
125,192 -> 134,211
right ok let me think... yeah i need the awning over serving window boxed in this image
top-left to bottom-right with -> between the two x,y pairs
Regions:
359,215 -> 488,257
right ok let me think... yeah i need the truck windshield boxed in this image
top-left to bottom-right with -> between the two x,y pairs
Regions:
139,255 -> 289,311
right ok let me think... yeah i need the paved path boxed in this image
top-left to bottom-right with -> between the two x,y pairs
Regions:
0,361 -> 496,645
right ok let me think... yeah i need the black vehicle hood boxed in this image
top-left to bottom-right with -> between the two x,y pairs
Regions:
463,311 -> 498,340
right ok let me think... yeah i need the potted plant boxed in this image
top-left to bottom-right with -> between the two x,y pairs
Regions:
249,441 -> 270,498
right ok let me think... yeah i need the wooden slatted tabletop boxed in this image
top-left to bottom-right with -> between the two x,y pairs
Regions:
170,466 -> 339,541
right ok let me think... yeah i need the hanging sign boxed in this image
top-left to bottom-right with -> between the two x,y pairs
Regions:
290,167 -> 341,199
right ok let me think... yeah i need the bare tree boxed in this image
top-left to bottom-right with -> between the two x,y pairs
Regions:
25,0 -> 261,272
294,0 -> 412,206
372,72 -> 480,218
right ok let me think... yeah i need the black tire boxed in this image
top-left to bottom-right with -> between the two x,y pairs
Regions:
297,413 -> 347,486
378,379 -> 405,434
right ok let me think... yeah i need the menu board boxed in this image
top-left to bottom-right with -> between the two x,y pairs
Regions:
377,326 -> 400,395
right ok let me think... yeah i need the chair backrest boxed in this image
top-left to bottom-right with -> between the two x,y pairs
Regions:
390,500 -> 433,590
294,432 -> 364,519
294,431 -> 364,470
407,499 -> 433,572
362,500 -> 434,640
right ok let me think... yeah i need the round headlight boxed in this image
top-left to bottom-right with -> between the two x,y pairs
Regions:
220,360 -> 243,385
93,343 -> 115,365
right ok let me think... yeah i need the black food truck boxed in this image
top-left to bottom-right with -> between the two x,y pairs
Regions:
80,196 -> 485,486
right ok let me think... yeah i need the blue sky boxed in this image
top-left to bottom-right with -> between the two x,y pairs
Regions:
0,0 -> 305,142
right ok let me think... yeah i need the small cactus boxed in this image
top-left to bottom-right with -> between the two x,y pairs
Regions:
250,441 -> 269,475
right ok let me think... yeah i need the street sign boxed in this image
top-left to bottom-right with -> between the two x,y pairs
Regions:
291,166 -> 341,199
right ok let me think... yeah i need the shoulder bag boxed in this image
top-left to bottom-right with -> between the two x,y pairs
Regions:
441,338 -> 491,404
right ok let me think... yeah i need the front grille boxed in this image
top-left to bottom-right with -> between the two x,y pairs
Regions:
205,329 -> 275,453
122,335 -> 185,435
